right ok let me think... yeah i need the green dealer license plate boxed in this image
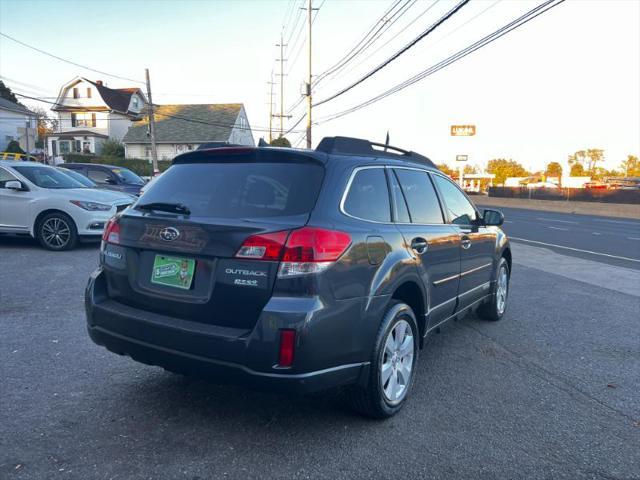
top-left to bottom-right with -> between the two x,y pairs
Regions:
151,255 -> 195,290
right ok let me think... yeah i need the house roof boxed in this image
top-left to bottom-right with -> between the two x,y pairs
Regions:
123,104 -> 243,144
49,130 -> 109,139
52,77 -> 146,114
84,79 -> 142,113
0,97 -> 36,116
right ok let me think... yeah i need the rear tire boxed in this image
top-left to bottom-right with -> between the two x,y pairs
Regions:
36,212 -> 78,251
346,301 -> 419,419
478,257 -> 509,321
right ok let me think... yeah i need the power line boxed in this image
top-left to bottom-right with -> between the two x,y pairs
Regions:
313,0 -> 471,107
313,0 -> 404,85
313,0 -> 420,90
0,32 -> 145,85
316,0 -> 566,125
328,0 -> 442,84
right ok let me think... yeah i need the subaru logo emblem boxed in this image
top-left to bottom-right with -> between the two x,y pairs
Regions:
159,227 -> 180,242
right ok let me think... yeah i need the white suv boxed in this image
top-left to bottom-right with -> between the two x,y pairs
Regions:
0,161 -> 133,250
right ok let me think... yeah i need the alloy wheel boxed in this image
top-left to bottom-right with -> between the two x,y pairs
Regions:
42,217 -> 71,249
496,265 -> 508,315
380,319 -> 414,405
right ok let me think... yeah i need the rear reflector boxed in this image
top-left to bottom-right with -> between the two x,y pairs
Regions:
278,329 -> 296,367
234,227 -> 352,278
102,217 -> 120,244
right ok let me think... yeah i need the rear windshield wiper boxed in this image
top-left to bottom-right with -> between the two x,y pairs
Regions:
135,202 -> 191,215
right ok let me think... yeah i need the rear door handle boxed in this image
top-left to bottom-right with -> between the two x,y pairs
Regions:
410,237 -> 428,255
460,235 -> 471,250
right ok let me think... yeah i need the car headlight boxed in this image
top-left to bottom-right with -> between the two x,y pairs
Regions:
70,200 -> 112,211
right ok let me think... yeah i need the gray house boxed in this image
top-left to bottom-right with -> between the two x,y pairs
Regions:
122,103 -> 254,160
0,97 -> 37,153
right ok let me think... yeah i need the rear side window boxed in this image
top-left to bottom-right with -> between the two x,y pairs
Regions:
140,162 -> 324,218
87,168 -> 113,184
394,169 -> 444,224
343,168 -> 391,222
432,174 -> 478,225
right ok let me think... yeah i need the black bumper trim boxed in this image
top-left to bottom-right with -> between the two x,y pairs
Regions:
89,325 -> 368,394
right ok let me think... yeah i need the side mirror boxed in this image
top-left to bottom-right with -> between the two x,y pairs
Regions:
5,180 -> 27,191
483,209 -> 504,226
104,178 -> 117,185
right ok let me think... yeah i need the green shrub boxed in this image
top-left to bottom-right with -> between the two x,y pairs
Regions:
5,139 -> 25,154
62,154 -> 172,176
101,139 -> 125,158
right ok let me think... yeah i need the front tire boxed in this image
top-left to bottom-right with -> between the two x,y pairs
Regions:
478,257 -> 509,321
347,301 -> 419,418
36,212 -> 78,251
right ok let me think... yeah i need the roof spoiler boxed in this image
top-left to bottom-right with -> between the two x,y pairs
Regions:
315,136 -> 435,167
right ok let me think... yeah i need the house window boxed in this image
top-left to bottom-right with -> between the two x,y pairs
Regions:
73,88 -> 79,99
72,113 -> 97,128
74,140 -> 82,152
59,141 -> 71,154
132,97 -> 139,109
86,88 -> 92,98
145,146 -> 152,158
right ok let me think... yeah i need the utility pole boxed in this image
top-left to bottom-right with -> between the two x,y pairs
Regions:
24,118 -> 30,159
305,0 -> 313,149
267,73 -> 275,143
274,33 -> 291,138
145,68 -> 159,174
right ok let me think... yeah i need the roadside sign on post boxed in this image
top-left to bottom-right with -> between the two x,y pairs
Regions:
451,125 -> 476,136
456,155 -> 468,162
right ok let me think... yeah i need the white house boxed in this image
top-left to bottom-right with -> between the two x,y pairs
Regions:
0,97 -> 37,153
122,103 -> 254,160
47,77 -> 146,157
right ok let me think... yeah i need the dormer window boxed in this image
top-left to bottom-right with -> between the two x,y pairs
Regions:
73,88 -> 79,99
87,88 -> 92,98
132,97 -> 139,109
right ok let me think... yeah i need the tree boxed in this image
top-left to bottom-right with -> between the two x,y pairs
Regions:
101,139 -> 125,157
585,148 -> 604,173
570,163 -> 586,176
5,139 -> 25,154
486,158 -> 529,186
544,162 -> 562,178
568,149 -> 604,175
0,80 -> 19,104
620,155 -> 639,177
436,163 -> 454,177
463,164 -> 478,174
270,136 -> 291,148
31,106 -> 59,148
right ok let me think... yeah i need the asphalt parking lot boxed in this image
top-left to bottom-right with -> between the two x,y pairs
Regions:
1,233 -> 639,480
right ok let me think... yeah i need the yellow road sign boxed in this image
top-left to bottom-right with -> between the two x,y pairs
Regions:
450,125 -> 476,136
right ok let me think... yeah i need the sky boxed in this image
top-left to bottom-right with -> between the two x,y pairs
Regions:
0,0 -> 638,174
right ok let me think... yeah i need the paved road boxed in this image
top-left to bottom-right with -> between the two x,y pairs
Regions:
1,233 -> 639,479
479,205 -> 640,269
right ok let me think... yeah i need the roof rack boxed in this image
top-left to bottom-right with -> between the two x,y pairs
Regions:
315,136 -> 435,167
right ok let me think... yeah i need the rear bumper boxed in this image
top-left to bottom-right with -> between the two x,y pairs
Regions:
85,268 -> 371,394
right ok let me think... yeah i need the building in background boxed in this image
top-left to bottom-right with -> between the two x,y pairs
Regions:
122,103 -> 254,160
47,77 -> 146,157
0,97 -> 37,152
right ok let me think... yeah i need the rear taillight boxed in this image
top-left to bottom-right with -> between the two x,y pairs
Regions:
278,329 -> 296,367
235,231 -> 288,260
279,227 -> 351,277
234,227 -> 351,278
102,217 -> 120,245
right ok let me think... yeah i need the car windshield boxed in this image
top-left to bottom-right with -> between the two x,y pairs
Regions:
58,168 -> 96,188
112,168 -> 144,185
13,165 -> 86,189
